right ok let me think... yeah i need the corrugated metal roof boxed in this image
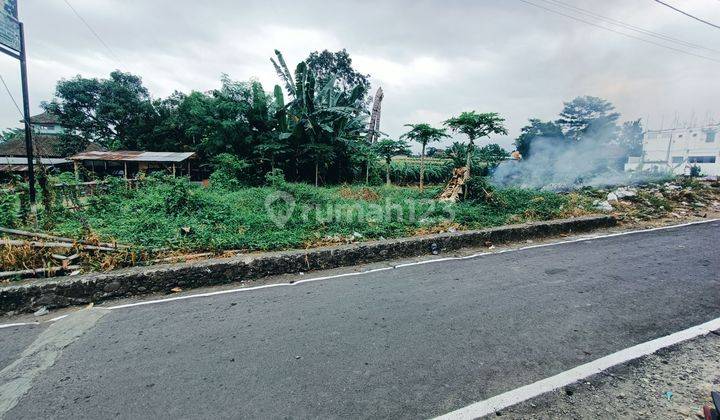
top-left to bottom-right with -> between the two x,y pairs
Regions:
69,151 -> 196,162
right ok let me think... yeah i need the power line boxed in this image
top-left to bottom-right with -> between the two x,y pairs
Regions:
0,73 -> 25,119
652,0 -> 720,30
62,0 -> 122,62
539,0 -> 720,54
0,74 -> 54,160
517,0 -> 720,64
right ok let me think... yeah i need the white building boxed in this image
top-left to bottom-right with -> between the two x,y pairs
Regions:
625,124 -> 720,177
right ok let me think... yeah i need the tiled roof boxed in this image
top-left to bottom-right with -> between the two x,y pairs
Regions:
0,135 -> 106,158
26,111 -> 61,125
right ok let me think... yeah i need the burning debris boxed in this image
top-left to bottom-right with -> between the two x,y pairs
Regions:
491,136 -> 657,191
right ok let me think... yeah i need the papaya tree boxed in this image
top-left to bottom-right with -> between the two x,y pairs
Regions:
372,138 -> 411,186
444,112 -> 507,197
401,123 -> 449,191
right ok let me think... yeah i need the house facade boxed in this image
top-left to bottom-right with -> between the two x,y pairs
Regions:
0,111 -> 103,176
625,124 -> 720,177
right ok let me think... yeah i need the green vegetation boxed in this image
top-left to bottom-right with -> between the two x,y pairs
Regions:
443,111 -> 508,183
401,124 -> 449,191
515,96 -> 644,160
372,139 -> 411,185
6,174 -> 586,253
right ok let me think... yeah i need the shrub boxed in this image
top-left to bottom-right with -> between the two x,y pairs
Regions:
0,189 -> 18,227
209,153 -> 251,189
689,165 -> 702,178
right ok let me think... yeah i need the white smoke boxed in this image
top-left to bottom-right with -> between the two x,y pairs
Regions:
491,136 -> 647,191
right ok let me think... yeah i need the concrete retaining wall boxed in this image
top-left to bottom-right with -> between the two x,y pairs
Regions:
0,215 -> 616,315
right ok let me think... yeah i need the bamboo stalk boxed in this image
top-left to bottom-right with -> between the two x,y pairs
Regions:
149,252 -> 214,264
0,239 -> 120,252
0,265 -> 81,280
0,227 -> 129,249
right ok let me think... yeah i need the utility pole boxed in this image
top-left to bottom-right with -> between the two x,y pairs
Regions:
0,1 -> 35,204
18,22 -> 35,204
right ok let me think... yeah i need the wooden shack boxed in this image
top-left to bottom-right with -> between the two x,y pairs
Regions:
68,151 -> 198,180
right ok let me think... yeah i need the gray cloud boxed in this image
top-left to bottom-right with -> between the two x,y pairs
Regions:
0,0 -> 718,151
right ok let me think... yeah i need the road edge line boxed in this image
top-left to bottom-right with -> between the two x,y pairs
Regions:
434,316 -> 720,419
0,218 -> 716,326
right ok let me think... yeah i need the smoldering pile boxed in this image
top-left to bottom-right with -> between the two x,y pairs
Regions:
490,136 -> 659,192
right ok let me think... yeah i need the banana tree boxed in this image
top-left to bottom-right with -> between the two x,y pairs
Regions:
273,50 -> 368,185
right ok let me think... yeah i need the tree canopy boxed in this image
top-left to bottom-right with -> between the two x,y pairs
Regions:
401,123 -> 449,190
372,138 -> 411,185
556,96 -> 619,141
514,119 -> 564,158
305,49 -> 371,101
444,111 -> 508,141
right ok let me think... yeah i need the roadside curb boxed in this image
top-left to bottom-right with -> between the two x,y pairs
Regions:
0,215 -> 616,315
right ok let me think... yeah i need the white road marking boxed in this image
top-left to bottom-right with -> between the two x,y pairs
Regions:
0,322 -> 38,330
0,218 -> 716,327
434,316 -> 720,420
0,219 -> 717,417
0,308 -> 108,417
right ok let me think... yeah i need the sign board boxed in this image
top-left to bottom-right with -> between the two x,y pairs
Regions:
0,0 -> 19,52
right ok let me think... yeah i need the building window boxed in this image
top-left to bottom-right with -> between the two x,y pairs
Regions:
707,131 -> 716,143
671,156 -> 684,164
687,156 -> 716,163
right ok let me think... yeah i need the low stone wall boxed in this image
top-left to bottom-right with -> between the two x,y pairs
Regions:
0,215 -> 616,315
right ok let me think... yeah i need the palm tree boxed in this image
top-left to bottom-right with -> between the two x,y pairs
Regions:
444,112 -> 507,197
401,123 -> 449,191
372,138 -> 411,185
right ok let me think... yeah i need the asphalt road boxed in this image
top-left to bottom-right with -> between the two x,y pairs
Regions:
1,221 -> 719,419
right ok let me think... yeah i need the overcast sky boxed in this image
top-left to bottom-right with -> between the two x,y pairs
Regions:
1,0 -> 719,150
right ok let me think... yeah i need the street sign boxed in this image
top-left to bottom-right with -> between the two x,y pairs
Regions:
0,0 -> 19,52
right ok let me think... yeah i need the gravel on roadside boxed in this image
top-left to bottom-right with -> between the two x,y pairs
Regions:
494,331 -> 720,419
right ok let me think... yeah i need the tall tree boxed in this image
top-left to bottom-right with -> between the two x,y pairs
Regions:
401,123 -> 449,190
556,96 -> 619,142
617,119 -> 644,157
514,118 -> 565,158
372,138 -> 411,185
444,111 -> 508,191
44,71 -> 155,150
305,49 -> 371,101
274,50 -> 368,185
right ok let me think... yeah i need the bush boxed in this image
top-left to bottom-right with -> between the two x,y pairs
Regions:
464,175 -> 495,201
689,165 -> 702,178
209,153 -> 251,189
0,189 -> 18,227
264,169 -> 286,188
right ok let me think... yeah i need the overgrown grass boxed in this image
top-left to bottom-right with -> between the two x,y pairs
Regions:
35,175 -> 586,252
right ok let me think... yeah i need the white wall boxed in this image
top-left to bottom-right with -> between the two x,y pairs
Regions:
626,125 -> 720,177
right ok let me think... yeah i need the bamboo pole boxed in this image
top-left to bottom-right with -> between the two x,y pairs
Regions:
0,265 -> 81,280
0,227 -> 129,249
0,239 -> 120,252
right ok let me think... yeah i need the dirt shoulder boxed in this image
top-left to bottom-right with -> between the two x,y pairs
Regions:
496,331 -> 720,419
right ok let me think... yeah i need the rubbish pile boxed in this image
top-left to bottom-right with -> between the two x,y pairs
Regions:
587,179 -> 720,222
